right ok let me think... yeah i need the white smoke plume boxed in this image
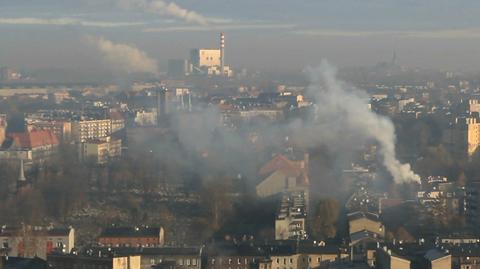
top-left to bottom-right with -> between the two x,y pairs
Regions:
303,61 -> 420,184
118,0 -> 209,25
87,36 -> 158,75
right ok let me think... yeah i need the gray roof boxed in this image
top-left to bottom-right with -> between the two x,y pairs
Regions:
424,249 -> 449,261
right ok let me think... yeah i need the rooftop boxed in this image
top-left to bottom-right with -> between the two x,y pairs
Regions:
99,227 -> 162,238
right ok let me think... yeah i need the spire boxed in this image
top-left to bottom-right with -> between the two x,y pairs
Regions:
18,159 -> 26,182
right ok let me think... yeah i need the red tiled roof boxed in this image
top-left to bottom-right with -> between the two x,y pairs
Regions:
258,154 -> 310,186
259,154 -> 300,177
10,130 -> 59,149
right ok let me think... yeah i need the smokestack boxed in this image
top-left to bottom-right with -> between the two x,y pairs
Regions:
220,32 -> 225,76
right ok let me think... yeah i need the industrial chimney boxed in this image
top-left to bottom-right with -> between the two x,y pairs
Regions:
220,32 -> 225,76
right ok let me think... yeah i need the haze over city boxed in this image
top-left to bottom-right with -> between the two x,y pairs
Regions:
2,1 -> 480,269
1,0 -> 480,73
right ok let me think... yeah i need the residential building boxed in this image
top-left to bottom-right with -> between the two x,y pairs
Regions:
348,211 -> 385,262
47,254 -> 141,269
465,181 -> 480,227
422,249 -> 451,269
79,136 -> 122,164
444,116 -> 480,157
0,226 -> 75,259
26,119 -> 72,141
347,211 -> 385,238
97,227 -> 165,247
256,154 -> 309,198
269,248 -> 348,269
205,244 -> 265,269
135,110 -> 157,126
375,247 -> 410,269
275,191 -> 308,240
0,130 -> 59,164
71,119 -> 112,143
109,110 -> 126,133
90,247 -> 200,269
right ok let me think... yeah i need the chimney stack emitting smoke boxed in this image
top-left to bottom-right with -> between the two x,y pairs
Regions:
220,32 -> 225,76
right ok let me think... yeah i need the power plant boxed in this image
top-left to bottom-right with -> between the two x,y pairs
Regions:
168,33 -> 233,78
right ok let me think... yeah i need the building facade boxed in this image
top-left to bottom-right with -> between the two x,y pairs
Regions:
72,119 -> 112,143
48,254 -> 141,269
80,137 -> 122,164
97,227 -> 165,247
0,226 -> 75,259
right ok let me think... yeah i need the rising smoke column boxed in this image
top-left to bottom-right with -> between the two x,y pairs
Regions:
87,36 -> 158,75
305,61 -> 420,184
118,0 -> 209,25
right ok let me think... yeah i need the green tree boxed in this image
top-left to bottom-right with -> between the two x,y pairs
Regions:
311,198 -> 340,239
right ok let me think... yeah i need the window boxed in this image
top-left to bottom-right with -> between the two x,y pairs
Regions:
238,258 -> 241,264
193,259 -> 197,266
289,259 -> 293,264
179,259 -> 184,265
276,259 -> 279,264
187,259 -> 191,265
151,259 -> 155,265
211,259 -> 215,265
229,259 -> 232,265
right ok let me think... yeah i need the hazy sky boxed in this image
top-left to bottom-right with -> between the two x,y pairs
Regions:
1,0 -> 480,73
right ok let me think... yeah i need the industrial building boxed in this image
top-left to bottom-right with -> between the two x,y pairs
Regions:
188,33 -> 233,77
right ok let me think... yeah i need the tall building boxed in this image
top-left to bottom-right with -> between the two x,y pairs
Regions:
71,119 -> 112,143
444,116 -> 480,157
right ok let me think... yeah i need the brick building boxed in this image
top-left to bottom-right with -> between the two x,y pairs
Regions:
97,227 -> 165,247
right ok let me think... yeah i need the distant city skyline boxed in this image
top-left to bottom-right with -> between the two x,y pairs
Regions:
1,0 -> 480,73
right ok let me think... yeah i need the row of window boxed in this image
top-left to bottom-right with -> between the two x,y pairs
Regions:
211,258 -> 255,265
273,257 -> 324,264
178,258 -> 198,266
